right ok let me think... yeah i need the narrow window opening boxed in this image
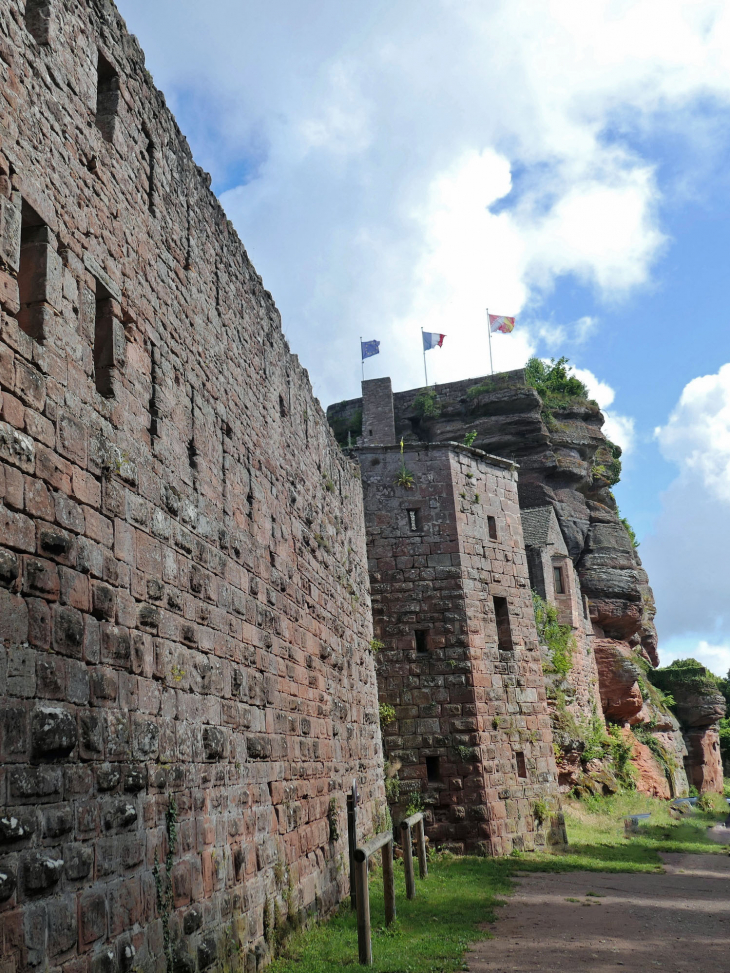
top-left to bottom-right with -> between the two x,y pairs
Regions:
425,756 -> 441,782
368,428 -> 373,436
516,751 -> 527,779
95,51 -> 120,142
414,629 -> 428,655
25,0 -> 52,45
142,127 -> 155,214
149,345 -> 160,442
553,565 -> 565,594
188,389 -> 198,471
18,201 -> 51,342
407,508 -> 420,532
487,515 -> 498,541
493,596 -> 513,652
93,279 -> 116,396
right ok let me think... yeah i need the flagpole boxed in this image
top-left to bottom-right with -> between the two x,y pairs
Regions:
421,328 -> 428,386
360,336 -> 364,382
486,309 -> 494,376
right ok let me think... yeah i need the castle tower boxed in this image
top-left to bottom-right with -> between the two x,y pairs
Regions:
358,380 -> 560,854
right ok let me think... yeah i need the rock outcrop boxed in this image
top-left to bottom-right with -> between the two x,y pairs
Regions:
650,663 -> 726,793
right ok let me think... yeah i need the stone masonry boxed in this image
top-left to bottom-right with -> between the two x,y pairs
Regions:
0,3 -> 383,971
357,383 -> 560,854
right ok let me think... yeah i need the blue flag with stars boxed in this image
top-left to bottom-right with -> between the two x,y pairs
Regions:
361,339 -> 380,360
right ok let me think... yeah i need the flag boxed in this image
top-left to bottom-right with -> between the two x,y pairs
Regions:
422,331 -> 446,351
361,339 -> 380,360
489,314 -> 516,334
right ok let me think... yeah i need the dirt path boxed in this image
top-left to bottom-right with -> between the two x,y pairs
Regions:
467,853 -> 730,973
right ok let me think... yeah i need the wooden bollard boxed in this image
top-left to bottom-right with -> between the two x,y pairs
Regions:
354,853 -> 371,965
416,817 -> 428,880
354,831 -> 396,965
401,821 -> 416,900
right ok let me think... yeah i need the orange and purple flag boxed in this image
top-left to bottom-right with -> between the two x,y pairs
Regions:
489,314 -> 516,334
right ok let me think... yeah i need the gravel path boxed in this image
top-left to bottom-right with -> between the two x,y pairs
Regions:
467,852 -> 730,973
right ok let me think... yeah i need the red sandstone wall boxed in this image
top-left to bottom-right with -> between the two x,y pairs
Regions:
362,442 -> 559,855
0,2 -> 383,971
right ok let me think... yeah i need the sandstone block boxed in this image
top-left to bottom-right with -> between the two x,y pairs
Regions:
0,420 -> 34,473
31,706 -> 77,757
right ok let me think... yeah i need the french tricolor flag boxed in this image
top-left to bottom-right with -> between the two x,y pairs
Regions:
422,331 -> 446,351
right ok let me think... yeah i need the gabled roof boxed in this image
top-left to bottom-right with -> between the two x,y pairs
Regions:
520,506 -> 555,548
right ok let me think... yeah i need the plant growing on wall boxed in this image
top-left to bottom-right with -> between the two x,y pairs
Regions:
532,592 -> 575,676
394,438 -> 415,489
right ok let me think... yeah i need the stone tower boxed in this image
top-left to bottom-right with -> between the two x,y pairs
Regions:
358,379 -> 560,854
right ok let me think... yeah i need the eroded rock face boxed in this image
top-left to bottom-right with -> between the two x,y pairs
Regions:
593,641 -> 644,723
685,727 -> 724,793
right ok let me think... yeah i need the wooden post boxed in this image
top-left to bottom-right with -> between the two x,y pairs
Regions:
382,837 -> 396,926
354,854 -> 372,965
401,821 -> 415,900
416,817 -> 428,879
347,782 -> 358,909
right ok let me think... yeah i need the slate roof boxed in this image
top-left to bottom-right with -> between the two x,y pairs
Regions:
520,506 -> 555,548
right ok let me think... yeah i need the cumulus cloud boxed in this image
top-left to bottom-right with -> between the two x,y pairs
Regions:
642,363 -> 730,658
655,363 -> 730,503
117,0 -> 730,404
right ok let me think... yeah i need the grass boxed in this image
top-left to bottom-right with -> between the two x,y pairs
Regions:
268,790 -> 730,973
269,854 -> 512,973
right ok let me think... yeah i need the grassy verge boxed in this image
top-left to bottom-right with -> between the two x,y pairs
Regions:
269,855 -> 513,973
268,790 -> 730,973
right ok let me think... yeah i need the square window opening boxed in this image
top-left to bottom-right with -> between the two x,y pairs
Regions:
96,51 -> 120,142
414,629 -> 428,654
487,515 -> 498,541
493,596 -> 512,652
425,756 -> 441,782
553,565 -> 565,594
516,751 -> 527,779
407,508 -> 421,532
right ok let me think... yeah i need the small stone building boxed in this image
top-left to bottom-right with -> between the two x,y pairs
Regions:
357,379 -> 560,854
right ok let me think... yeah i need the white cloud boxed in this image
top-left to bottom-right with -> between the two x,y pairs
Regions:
575,316 -> 599,343
117,0 -> 730,404
655,363 -> 730,503
642,363 -> 730,650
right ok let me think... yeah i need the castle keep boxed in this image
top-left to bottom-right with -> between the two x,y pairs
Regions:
0,2 -> 383,971
358,379 -> 559,854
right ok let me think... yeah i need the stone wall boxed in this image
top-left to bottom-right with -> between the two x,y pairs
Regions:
360,441 -> 559,854
0,2 -> 383,971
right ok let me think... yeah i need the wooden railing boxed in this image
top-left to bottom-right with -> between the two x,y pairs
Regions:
348,785 -> 430,966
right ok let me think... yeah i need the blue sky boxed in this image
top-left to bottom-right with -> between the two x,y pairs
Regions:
116,0 -> 730,675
